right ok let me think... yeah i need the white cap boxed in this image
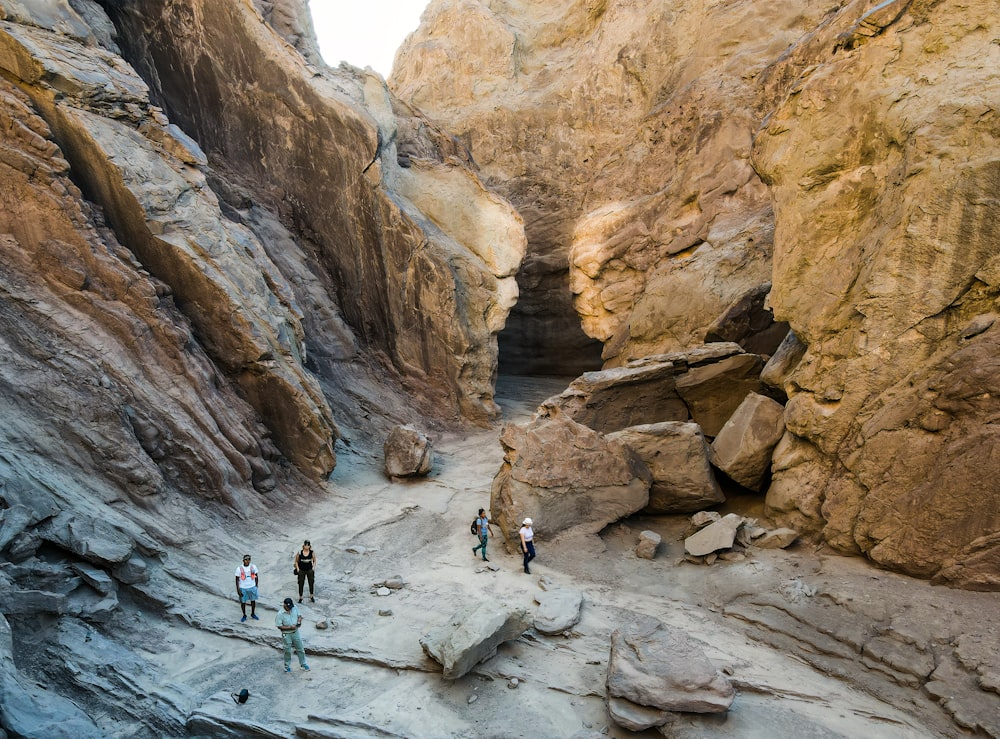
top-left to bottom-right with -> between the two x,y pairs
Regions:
523,518 -> 532,525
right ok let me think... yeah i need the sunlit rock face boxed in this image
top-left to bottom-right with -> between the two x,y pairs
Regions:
753,0 -> 1000,586
394,0 -> 1000,587
390,0 -> 833,370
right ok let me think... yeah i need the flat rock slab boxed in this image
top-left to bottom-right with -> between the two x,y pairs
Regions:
419,601 -> 530,679
533,588 -> 584,634
607,617 -> 735,725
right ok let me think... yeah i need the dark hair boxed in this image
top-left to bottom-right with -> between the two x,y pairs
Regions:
303,540 -> 310,546
478,508 -> 485,515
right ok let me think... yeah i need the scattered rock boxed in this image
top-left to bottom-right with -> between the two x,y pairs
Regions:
635,531 -> 661,560
684,513 -> 744,557
508,677 -> 519,689
378,608 -> 393,617
375,587 -> 391,597
755,528 -> 800,549
691,511 -> 722,528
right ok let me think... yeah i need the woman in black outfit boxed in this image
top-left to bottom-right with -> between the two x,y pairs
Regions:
294,540 -> 316,603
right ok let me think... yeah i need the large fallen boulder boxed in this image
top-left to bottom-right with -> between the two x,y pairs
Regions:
710,392 -> 786,491
490,408 -> 651,547
542,344 -> 765,437
607,422 -> 724,513
606,617 -> 735,731
419,601 -> 530,679
383,424 -> 434,478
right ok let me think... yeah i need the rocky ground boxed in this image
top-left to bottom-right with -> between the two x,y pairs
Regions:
18,377 -> 996,739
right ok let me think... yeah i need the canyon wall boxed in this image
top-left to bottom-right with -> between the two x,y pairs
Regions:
393,0 -> 999,588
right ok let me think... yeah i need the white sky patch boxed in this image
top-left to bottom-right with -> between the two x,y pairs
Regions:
309,1 -> 429,78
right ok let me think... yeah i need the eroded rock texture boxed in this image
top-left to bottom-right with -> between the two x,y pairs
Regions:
752,0 -> 1000,584
394,0 -> 1000,587
0,1 -> 523,733
391,0 -> 831,370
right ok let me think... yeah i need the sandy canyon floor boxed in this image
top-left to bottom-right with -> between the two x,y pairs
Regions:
103,377 -> 999,739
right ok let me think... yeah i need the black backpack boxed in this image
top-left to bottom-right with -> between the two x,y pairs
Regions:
471,518 -> 479,535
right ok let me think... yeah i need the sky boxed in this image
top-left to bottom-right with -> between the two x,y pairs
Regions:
309,1 -> 429,78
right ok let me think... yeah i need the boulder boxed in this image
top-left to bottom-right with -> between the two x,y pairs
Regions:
691,511 -> 722,528
760,330 -> 806,395
607,422 -> 724,513
383,425 -> 434,478
635,531 -> 661,560
684,513 -> 745,557
419,602 -> 530,679
541,344 -> 755,435
675,352 -> 766,437
489,409 -> 651,547
533,588 -> 584,635
606,618 -> 735,725
710,392 -> 786,491
755,528 -> 800,550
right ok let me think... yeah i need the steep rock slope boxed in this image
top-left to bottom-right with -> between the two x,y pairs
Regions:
0,1 -> 523,731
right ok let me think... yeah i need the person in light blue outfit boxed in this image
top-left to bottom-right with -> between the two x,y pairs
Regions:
275,597 -> 310,672
472,508 -> 492,562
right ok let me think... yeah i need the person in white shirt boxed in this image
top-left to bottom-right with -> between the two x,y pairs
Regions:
275,597 -> 310,672
234,554 -> 259,622
518,518 -> 536,574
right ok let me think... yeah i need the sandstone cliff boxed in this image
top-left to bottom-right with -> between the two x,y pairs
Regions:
393,0 -> 1000,588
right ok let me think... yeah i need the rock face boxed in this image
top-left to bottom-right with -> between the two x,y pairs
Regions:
751,0 -> 1000,583
395,0 -> 1000,587
391,0 -> 831,369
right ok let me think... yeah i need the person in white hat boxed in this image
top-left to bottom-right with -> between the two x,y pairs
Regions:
518,518 -> 536,574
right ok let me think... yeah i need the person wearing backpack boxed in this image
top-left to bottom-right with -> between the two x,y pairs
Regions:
471,508 -> 492,562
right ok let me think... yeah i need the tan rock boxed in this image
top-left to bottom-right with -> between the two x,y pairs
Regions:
753,0 -> 1000,581
383,425 -> 434,478
393,0 -> 834,368
607,422 -> 724,514
489,409 -> 651,548
755,528 -> 800,550
710,392 -> 786,491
